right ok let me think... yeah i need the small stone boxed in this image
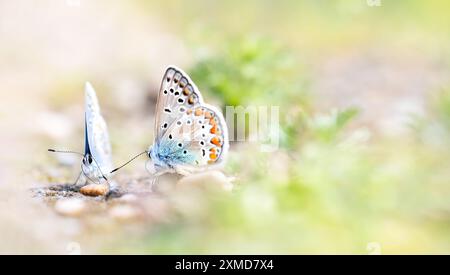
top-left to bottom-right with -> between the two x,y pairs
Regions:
109,205 -> 140,222
54,198 -> 86,217
177,171 -> 234,192
80,184 -> 109,197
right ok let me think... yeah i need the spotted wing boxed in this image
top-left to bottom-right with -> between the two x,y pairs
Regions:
153,66 -> 228,171
84,82 -> 113,174
154,66 -> 203,142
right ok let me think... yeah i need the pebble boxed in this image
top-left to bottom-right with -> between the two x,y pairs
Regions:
80,184 -> 109,197
109,205 -> 140,222
54,198 -> 86,217
177,171 -> 234,192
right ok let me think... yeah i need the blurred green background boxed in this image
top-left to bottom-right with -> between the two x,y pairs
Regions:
0,0 -> 449,254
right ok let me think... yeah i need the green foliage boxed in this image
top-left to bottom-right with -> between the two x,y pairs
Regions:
189,36 -> 308,108
307,108 -> 360,143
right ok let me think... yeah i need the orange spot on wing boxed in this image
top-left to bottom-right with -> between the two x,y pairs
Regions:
195,108 -> 203,116
183,87 -> 190,96
211,136 -> 221,146
188,96 -> 195,105
204,111 -> 212,119
210,124 -> 218,134
209,153 -> 217,160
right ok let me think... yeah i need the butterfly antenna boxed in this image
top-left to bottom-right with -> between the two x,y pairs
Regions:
48,149 -> 84,157
110,151 -> 148,173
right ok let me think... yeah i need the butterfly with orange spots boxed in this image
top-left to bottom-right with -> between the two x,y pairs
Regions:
144,66 -> 229,176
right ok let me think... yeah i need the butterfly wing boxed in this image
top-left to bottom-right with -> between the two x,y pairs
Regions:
84,82 -> 113,174
154,66 -> 203,141
153,66 -> 228,172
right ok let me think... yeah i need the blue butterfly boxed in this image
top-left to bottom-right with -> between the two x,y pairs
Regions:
112,66 -> 229,176
49,83 -> 113,186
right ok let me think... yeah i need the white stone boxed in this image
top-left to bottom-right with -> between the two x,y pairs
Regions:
54,198 -> 86,217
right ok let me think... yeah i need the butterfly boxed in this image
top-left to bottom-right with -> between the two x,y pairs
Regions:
49,82 -> 113,186
112,66 -> 229,176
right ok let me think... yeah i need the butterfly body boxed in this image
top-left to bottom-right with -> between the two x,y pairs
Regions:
81,82 -> 113,183
49,82 -> 113,186
147,139 -> 196,173
146,66 -> 229,176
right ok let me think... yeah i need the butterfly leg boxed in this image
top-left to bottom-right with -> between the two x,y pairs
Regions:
71,171 -> 83,186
